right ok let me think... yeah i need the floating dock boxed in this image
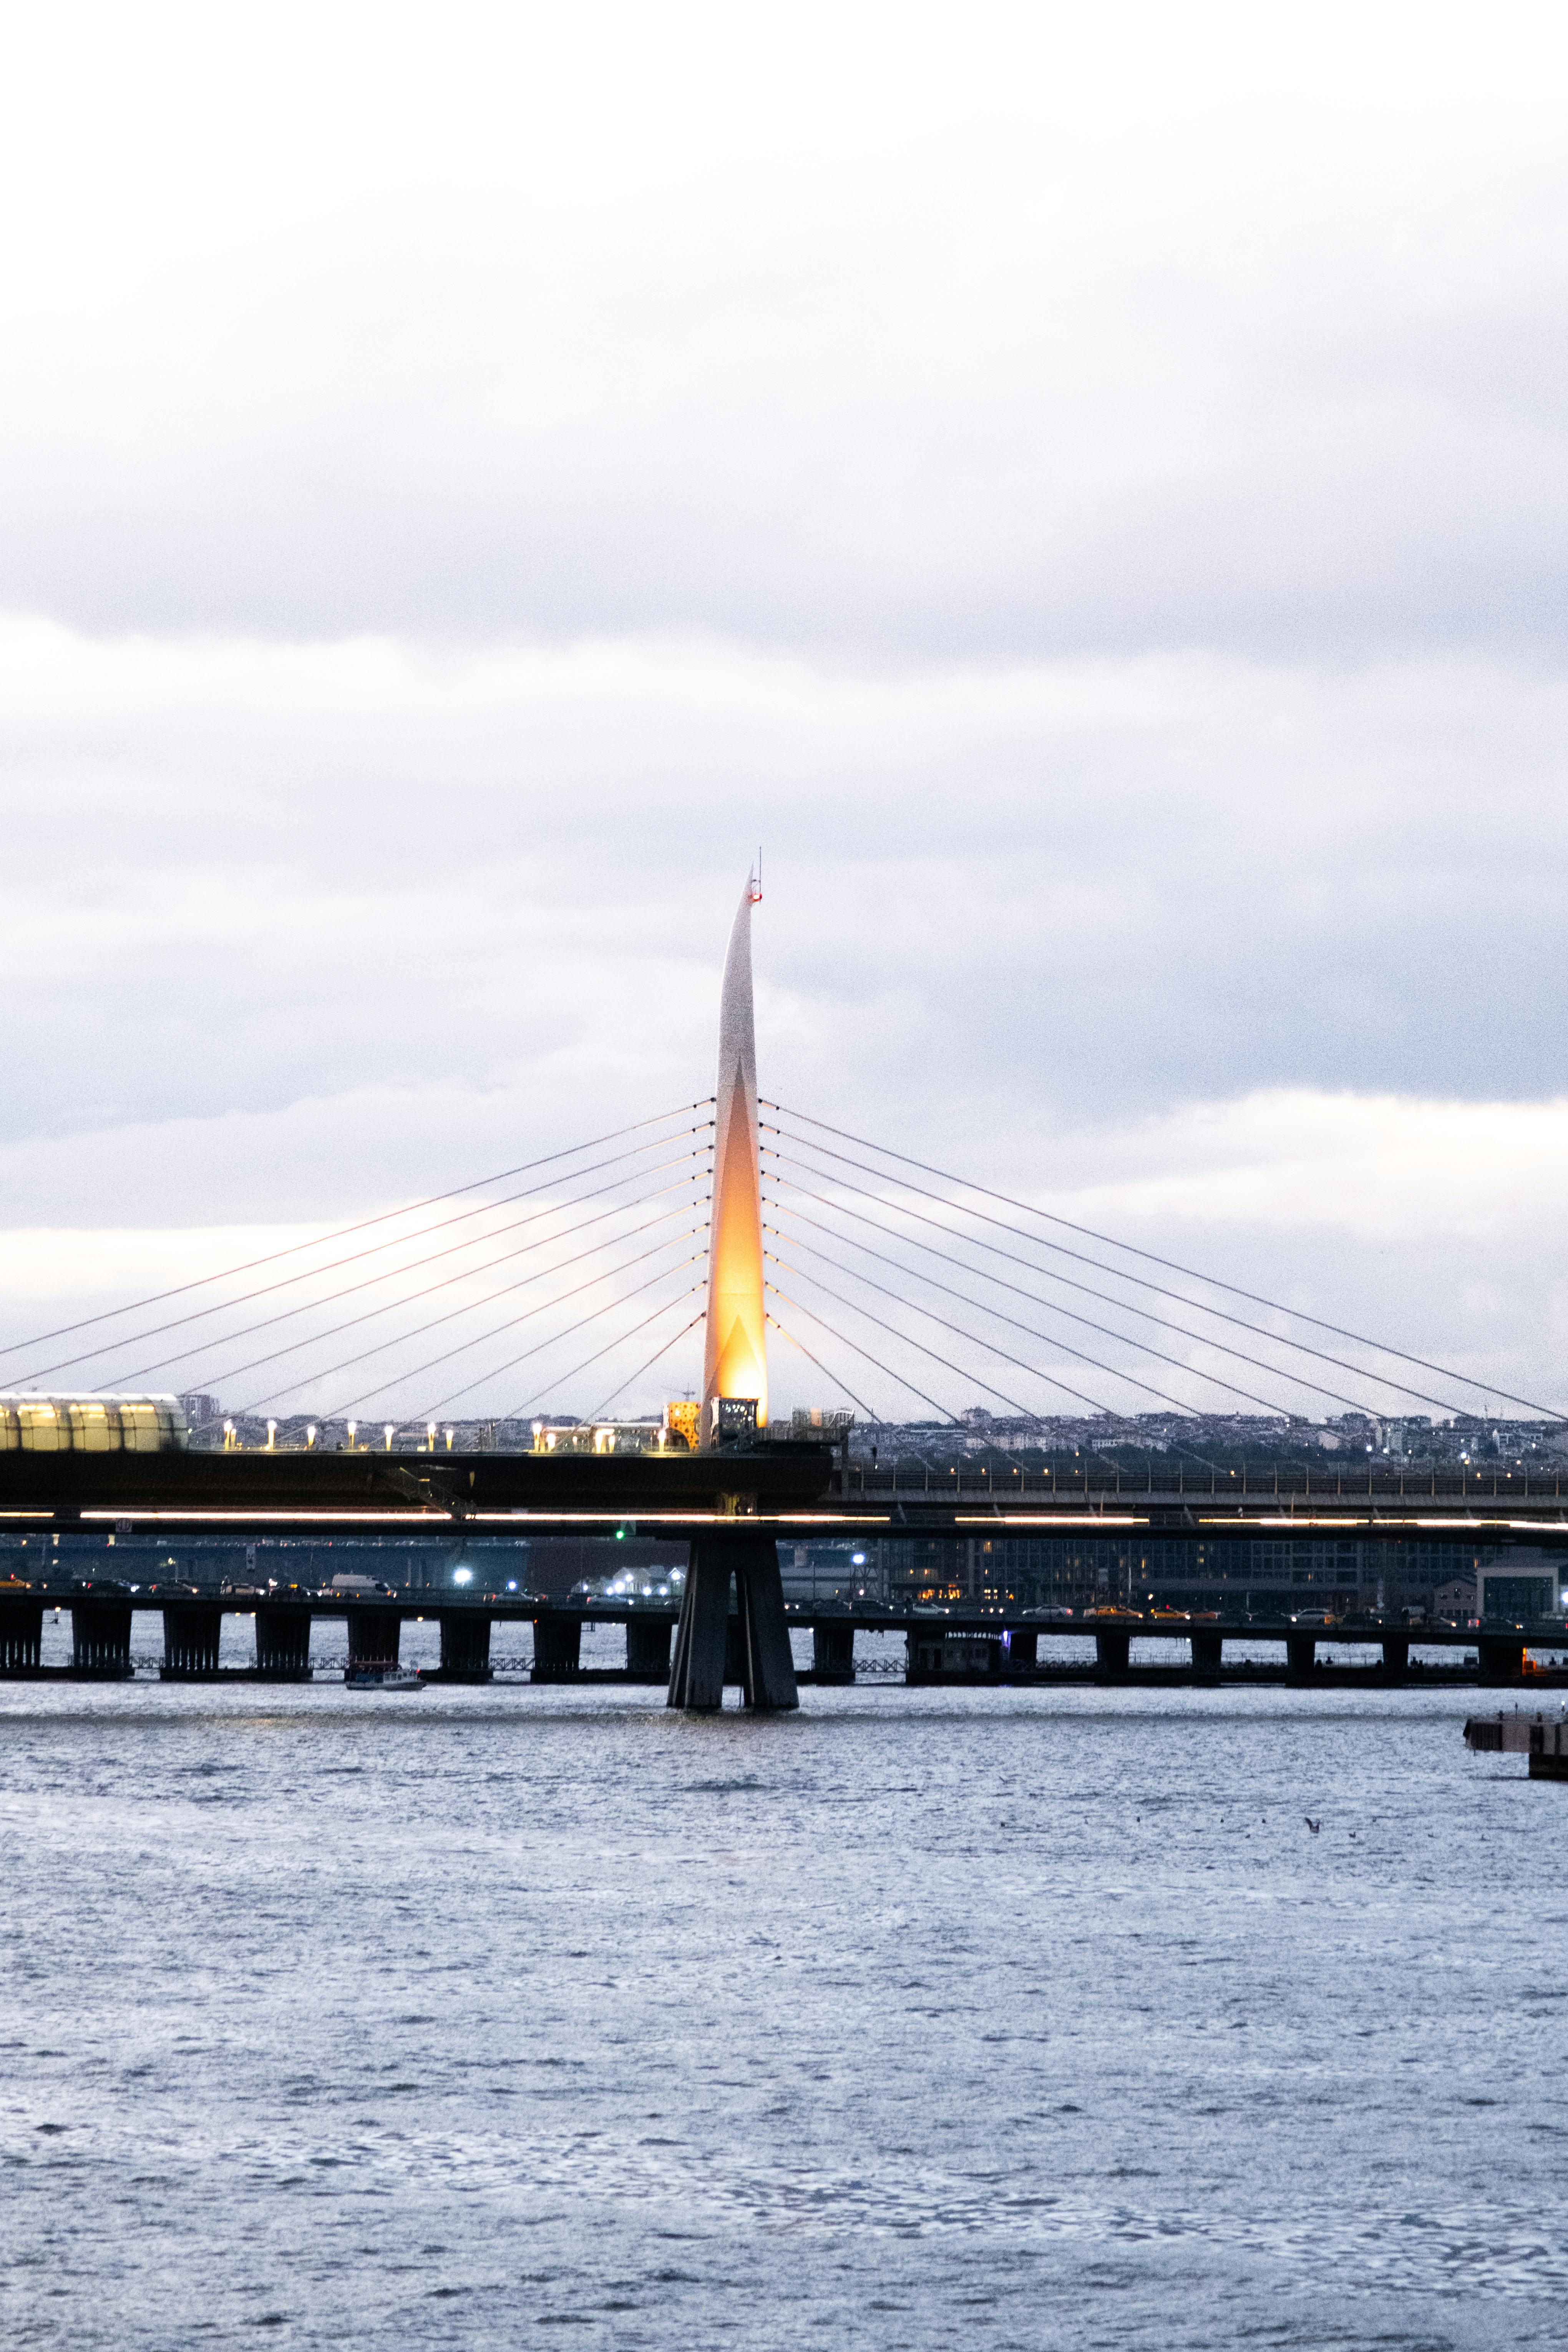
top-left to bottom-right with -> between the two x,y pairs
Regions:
1463,1710 -> 1568,1778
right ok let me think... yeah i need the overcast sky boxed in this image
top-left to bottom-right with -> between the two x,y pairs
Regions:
3,0 -> 1567,1420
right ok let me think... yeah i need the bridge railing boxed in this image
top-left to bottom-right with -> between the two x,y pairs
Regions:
827,1462 -> 1568,1504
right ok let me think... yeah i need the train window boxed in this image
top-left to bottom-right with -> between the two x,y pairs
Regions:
68,1403 -> 119,1452
119,1404 -> 162,1452
18,1404 -> 65,1452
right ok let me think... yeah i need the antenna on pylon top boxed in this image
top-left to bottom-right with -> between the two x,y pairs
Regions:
749,848 -> 763,904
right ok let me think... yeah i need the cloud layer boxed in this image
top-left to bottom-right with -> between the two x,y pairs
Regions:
6,2 -> 1568,652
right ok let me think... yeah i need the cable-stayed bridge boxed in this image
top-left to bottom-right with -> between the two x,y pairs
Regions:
2,1093 -> 1555,1467
1,879 -> 1565,1706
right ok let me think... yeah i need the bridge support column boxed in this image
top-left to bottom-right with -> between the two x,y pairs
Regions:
626,1613 -> 674,1682
0,1598 -> 43,1673
1095,1629 -> 1130,1676
346,1608 -> 402,1673
161,1602 -> 222,1678
436,1610 -> 491,1681
254,1603 -> 312,1680
812,1622 -> 856,1682
1478,1635 -> 1526,1683
1380,1637 -> 1410,1681
1191,1630 -> 1224,1675
532,1611 -> 582,1681
70,1599 -> 133,1677
668,1531 -> 798,1713
1286,1633 -> 1316,1678
669,1552 -> 729,1710
1004,1628 -> 1038,1676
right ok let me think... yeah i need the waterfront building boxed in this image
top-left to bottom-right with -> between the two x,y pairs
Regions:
876,1532 -> 1528,1617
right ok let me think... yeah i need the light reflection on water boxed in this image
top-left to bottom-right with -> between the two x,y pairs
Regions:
1,1667 -> 1562,2349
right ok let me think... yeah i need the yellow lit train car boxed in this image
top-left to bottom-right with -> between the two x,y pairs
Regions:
0,1394 -> 190,1453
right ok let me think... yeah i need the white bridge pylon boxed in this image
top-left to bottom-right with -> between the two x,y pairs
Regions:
702,870 -> 768,1440
669,870 -> 798,1713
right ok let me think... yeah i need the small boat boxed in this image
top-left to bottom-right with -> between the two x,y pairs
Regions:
343,1665 -> 425,1690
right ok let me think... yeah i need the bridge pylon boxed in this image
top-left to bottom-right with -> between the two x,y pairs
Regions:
670,872 -> 797,1711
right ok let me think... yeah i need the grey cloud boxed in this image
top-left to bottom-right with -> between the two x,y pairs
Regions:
3,83 -> 1568,661
1,631 -> 1565,1161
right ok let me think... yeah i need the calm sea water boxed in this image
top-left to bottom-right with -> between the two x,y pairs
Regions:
2,1628 -> 1564,2349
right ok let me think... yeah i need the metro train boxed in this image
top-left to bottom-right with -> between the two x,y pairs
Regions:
0,1394 -> 190,1453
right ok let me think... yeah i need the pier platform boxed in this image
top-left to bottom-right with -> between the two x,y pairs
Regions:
1463,1710 -> 1568,1778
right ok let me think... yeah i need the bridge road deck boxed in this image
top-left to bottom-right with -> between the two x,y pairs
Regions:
3,1444 -> 1568,1548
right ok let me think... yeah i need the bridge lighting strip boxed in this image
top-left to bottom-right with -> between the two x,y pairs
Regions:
79,1509 -> 461,1526
71,1507 -> 897,1529
948,1509 -> 1568,1533
953,1512 -> 1143,1528
462,1510 -> 894,1528
1199,1513 -> 1565,1532
66,1506 -> 1567,1534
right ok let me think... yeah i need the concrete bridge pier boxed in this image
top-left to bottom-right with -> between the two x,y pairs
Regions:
1094,1629 -> 1130,1676
162,1602 -> 222,1678
0,1598 -> 43,1672
346,1608 -> 402,1673
71,1599 -> 133,1677
668,1530 -> 798,1712
1004,1628 -> 1038,1676
626,1613 -> 674,1682
812,1622 -> 856,1683
1478,1634 -> 1526,1683
1191,1630 -> 1225,1675
436,1611 -> 491,1681
1380,1637 -> 1410,1680
1285,1633 -> 1317,1678
532,1611 -> 582,1681
254,1604 -> 312,1680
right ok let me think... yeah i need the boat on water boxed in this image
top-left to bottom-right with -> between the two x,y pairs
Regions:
343,1665 -> 425,1690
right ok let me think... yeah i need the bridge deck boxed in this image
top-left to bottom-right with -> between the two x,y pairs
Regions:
2,1446 -> 1567,1544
